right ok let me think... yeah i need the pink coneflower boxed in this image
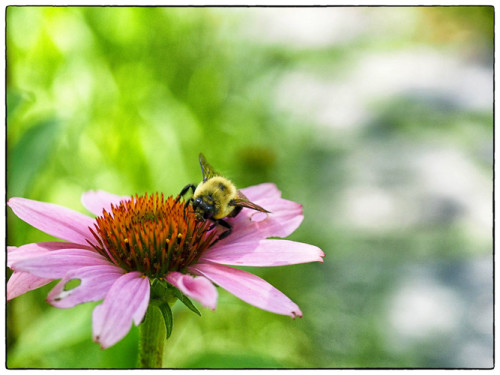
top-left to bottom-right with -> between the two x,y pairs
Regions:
7,183 -> 324,349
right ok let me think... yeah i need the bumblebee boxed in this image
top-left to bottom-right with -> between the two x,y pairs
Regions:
176,153 -> 270,241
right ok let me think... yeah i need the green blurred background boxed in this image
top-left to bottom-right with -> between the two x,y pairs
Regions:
6,6 -> 493,368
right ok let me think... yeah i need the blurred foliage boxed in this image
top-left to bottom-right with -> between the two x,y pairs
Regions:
6,6 -> 493,369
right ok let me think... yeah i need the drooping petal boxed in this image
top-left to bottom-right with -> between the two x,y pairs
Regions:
7,242 -> 98,300
7,271 -> 54,300
189,263 -> 302,318
92,272 -> 150,349
7,197 -> 97,246
199,239 -> 324,267
12,249 -> 112,279
225,183 -> 304,242
47,265 -> 125,308
81,190 -> 131,217
166,272 -> 217,310
8,241 -> 92,268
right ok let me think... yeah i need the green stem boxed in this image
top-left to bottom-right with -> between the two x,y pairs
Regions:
137,303 -> 166,368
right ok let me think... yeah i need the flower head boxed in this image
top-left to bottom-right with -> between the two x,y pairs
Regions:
7,183 -> 324,349
89,193 -> 216,277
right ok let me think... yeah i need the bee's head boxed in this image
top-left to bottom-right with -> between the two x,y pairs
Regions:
192,196 -> 215,221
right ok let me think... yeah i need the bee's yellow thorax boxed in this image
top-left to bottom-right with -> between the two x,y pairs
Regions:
194,176 -> 238,219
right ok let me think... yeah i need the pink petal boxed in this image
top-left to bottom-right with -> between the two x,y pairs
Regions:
47,265 -> 125,308
12,249 -> 112,279
92,272 -> 150,349
189,263 -> 302,318
240,183 -> 281,201
8,241 -> 92,268
239,183 -> 288,212
8,197 -> 98,246
81,190 -> 131,217
7,271 -> 54,300
199,239 -> 324,267
225,183 -> 304,242
166,272 -> 217,310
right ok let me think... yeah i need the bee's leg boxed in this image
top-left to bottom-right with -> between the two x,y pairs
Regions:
175,184 -> 196,203
212,219 -> 233,245
183,197 -> 193,211
183,197 -> 193,219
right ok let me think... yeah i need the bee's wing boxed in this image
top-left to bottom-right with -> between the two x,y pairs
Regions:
231,191 -> 271,213
199,153 -> 221,182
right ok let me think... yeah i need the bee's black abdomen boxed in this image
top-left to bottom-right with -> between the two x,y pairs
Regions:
228,204 -> 243,218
